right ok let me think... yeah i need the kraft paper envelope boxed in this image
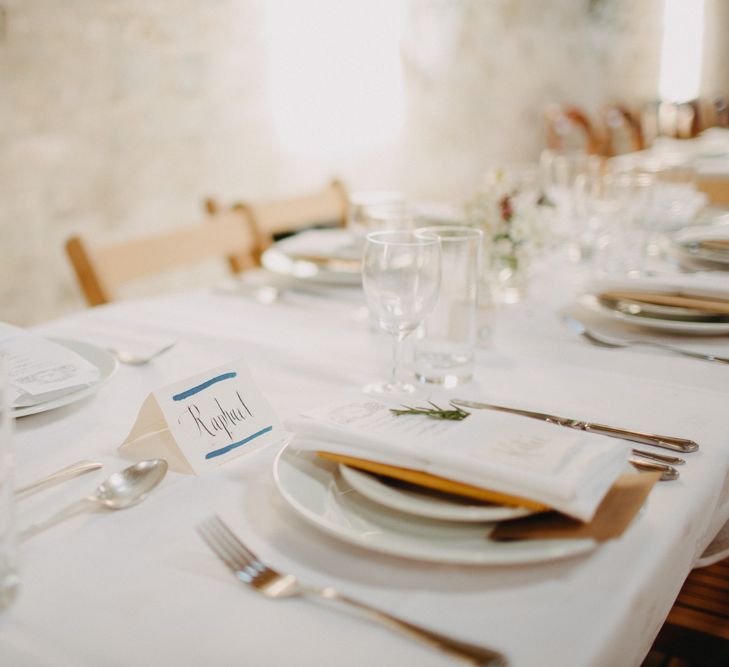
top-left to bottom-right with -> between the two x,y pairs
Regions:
120,360 -> 283,474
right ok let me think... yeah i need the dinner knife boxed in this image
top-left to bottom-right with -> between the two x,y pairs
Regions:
450,399 -> 699,453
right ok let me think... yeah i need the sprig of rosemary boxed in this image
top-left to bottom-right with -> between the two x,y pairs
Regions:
390,401 -> 470,421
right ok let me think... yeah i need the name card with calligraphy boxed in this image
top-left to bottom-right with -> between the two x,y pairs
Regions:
119,360 -> 282,474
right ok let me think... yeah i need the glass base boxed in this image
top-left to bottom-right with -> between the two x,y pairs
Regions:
363,381 -> 417,395
414,371 -> 472,388
0,570 -> 19,611
414,348 -> 474,387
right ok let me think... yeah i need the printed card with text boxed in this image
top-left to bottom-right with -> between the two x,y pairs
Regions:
120,360 -> 282,474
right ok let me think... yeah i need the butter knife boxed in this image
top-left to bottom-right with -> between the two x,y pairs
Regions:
451,399 -> 698,453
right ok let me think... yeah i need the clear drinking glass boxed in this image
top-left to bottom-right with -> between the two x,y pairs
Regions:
540,149 -> 602,261
362,230 -> 441,394
574,168 -> 655,278
347,191 -> 411,242
414,226 -> 482,387
0,364 -> 18,611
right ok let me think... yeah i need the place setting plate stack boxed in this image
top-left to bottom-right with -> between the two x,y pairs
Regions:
0,322 -> 119,419
570,268 -> 729,354
670,221 -> 729,273
261,228 -> 363,286
274,395 -> 664,567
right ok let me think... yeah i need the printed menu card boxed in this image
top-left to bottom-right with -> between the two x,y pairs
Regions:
0,322 -> 100,408
120,360 -> 282,474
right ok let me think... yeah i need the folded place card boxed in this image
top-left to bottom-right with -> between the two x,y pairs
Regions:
120,360 -> 282,474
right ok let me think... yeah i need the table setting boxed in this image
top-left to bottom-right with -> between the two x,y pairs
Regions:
2,174 -> 729,667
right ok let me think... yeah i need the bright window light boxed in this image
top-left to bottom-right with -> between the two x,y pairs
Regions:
265,0 -> 405,161
659,0 -> 705,103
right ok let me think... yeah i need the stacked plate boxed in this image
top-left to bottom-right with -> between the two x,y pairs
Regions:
579,279 -> 729,335
671,225 -> 729,273
261,229 -> 362,286
273,445 -> 597,565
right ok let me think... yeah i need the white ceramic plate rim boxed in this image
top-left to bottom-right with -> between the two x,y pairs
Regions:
12,338 -> 118,418
579,294 -> 729,335
273,446 -> 597,565
339,464 -> 535,523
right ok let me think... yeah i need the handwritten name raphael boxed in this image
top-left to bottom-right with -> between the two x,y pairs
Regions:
179,390 -> 254,442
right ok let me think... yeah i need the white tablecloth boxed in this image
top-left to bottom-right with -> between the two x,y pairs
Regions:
3,268 -> 729,667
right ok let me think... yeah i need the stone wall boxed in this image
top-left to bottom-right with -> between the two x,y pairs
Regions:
0,0 -> 721,325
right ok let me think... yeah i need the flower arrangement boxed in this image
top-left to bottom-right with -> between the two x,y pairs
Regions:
466,168 -> 553,302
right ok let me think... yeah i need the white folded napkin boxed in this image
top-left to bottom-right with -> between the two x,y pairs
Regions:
285,396 -> 629,522
0,322 -> 100,408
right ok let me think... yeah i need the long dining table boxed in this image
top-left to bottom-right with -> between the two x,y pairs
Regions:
3,261 -> 729,667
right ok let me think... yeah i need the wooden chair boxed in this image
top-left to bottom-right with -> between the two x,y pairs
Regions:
65,207 -> 257,307
697,176 -> 729,206
647,557 -> 729,666
601,104 -> 644,156
544,104 -> 604,155
205,178 -> 349,273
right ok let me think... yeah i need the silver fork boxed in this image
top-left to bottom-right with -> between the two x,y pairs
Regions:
563,315 -> 729,364
197,515 -> 508,666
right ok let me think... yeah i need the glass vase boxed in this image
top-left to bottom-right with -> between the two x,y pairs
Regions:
489,251 -> 530,305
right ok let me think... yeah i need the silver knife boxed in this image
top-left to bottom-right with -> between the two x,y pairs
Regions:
450,399 -> 699,453
631,449 -> 684,465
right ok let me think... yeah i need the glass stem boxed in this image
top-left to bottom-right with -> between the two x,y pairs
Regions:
390,331 -> 408,387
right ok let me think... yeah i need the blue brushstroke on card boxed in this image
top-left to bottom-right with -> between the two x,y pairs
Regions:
172,372 -> 237,401
205,425 -> 273,459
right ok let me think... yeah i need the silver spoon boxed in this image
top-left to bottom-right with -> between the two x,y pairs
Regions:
563,314 -> 729,364
15,460 -> 103,499
108,342 -> 177,366
21,459 -> 168,540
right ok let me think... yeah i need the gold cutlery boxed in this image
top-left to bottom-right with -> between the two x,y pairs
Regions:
698,239 -> 729,251
598,290 -> 729,315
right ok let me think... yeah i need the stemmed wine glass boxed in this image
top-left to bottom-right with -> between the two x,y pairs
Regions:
362,230 -> 441,394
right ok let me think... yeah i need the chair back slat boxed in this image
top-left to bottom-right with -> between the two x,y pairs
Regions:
66,208 -> 256,307
240,179 -> 348,247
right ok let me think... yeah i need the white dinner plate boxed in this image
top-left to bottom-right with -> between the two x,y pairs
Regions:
339,464 -> 535,523
273,446 -> 597,565
261,229 -> 362,286
12,339 -> 118,418
579,294 -> 729,335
